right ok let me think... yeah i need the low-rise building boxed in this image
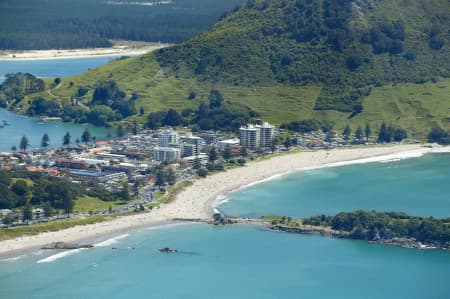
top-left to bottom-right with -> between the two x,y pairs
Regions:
55,158 -> 88,169
180,154 -> 209,167
69,170 -> 127,183
217,138 -> 240,150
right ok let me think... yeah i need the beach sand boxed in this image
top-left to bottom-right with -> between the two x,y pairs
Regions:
0,42 -> 171,61
0,144 -> 441,256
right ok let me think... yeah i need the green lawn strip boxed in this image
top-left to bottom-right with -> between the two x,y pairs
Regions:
73,196 -> 124,214
0,215 -> 118,241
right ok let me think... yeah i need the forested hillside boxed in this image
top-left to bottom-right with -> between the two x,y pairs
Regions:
0,0 -> 245,50
157,0 -> 450,113
3,0 -> 449,137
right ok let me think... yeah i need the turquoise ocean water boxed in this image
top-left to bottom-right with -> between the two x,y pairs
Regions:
1,153 -> 449,298
220,152 -> 450,218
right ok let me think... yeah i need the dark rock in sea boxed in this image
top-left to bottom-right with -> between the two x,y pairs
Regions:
41,242 -> 94,250
159,247 -> 178,253
212,213 -> 234,225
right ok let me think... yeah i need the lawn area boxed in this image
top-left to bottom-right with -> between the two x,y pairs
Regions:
0,215 -> 117,241
73,196 -> 124,214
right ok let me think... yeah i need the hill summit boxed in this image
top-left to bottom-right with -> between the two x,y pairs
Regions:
156,0 -> 450,112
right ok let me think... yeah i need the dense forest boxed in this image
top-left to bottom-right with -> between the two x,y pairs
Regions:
0,0 -> 245,49
302,210 -> 450,245
269,210 -> 450,246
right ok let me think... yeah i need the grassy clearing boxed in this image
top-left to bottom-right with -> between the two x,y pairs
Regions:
0,215 -> 117,241
73,196 -> 124,214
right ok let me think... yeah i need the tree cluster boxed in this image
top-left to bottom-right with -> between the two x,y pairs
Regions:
0,170 -> 118,214
0,73 -> 45,105
147,90 -> 257,132
377,122 -> 407,143
361,20 -> 405,55
303,210 -> 450,244
427,127 -> 450,145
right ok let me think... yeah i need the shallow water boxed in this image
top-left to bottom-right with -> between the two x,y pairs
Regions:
1,223 -> 449,299
1,154 -> 449,298
220,153 -> 450,218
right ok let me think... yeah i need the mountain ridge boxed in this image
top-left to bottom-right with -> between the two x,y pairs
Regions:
2,0 -> 449,136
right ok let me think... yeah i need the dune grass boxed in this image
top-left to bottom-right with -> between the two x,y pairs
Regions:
0,215 -> 117,241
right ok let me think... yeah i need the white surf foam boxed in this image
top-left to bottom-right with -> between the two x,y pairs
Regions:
1,255 -> 26,262
37,249 -> 85,264
95,233 -> 130,247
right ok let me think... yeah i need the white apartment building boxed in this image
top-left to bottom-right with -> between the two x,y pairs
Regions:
158,128 -> 179,147
153,147 -> 180,162
239,122 -> 275,150
180,133 -> 204,155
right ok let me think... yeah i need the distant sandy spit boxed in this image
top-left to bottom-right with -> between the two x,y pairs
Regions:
0,143 -> 446,256
0,42 -> 171,61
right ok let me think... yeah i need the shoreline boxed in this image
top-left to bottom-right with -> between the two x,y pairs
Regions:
0,42 -> 172,61
0,143 -> 447,257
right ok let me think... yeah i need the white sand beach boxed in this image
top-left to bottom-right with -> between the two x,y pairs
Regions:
0,143 -> 444,256
0,41 -> 171,60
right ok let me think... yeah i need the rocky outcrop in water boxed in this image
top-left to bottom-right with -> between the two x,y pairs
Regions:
159,247 -> 178,253
271,225 -> 348,238
41,242 -> 94,250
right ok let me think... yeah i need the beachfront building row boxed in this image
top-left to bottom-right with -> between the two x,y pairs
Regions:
239,122 -> 275,150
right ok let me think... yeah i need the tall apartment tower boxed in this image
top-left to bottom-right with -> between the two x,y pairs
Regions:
239,122 -> 274,150
239,125 -> 260,150
158,128 -> 179,147
259,122 -> 275,148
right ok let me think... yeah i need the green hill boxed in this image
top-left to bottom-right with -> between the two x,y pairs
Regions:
4,0 -> 450,137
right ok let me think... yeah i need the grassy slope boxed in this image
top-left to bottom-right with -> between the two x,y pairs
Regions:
31,53 -> 449,137
20,0 -> 450,136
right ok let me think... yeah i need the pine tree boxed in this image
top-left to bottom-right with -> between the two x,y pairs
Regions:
355,126 -> 363,144
22,204 -> 33,223
63,131 -> 71,146
81,128 -> 91,145
343,125 -> 351,143
19,135 -> 29,151
41,133 -> 50,148
365,123 -> 371,143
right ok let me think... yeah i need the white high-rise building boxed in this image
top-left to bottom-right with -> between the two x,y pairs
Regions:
239,125 -> 260,150
239,122 -> 274,150
158,128 -> 179,147
259,122 -> 275,148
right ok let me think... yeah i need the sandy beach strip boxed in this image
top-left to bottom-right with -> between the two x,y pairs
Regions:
0,43 -> 171,61
0,143 -> 445,256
